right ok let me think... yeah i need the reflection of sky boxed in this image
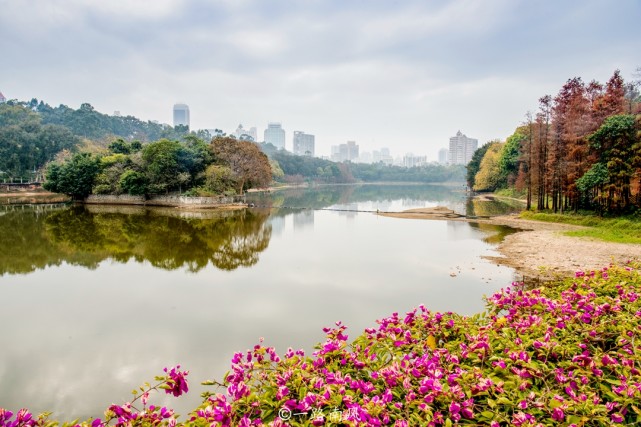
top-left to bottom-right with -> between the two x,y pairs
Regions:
0,194 -> 517,421
331,198 -> 461,213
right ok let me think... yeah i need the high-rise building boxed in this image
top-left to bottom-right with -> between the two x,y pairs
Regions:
173,103 -> 190,128
438,148 -> 448,164
373,147 -> 393,165
448,131 -> 478,165
331,141 -> 359,162
403,153 -> 427,168
234,124 -> 257,141
0,91 -> 6,103
264,122 -> 286,150
292,131 -> 315,156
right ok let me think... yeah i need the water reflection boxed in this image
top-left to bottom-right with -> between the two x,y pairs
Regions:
0,205 -> 272,275
248,184 -> 522,220
0,185 -> 523,420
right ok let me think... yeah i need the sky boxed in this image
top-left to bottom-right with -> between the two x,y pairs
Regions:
1,0 -> 640,160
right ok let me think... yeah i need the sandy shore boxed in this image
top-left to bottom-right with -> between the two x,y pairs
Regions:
379,207 -> 641,280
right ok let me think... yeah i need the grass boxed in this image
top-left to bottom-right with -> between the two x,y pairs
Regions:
493,187 -> 527,199
520,210 -> 641,244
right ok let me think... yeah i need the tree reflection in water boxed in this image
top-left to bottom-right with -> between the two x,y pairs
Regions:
0,205 -> 272,275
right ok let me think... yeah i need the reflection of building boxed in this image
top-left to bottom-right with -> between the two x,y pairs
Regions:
331,141 -> 359,162
264,122 -> 286,149
293,131 -> 315,156
448,131 -> 478,165
269,215 -> 286,236
234,124 -> 257,141
293,210 -> 314,230
173,103 -> 190,128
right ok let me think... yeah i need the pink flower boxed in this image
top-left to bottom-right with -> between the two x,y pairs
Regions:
611,413 -> 624,423
163,365 -> 189,397
552,407 -> 565,422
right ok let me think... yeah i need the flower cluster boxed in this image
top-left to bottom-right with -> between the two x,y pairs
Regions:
203,263 -> 641,426
2,263 -> 640,426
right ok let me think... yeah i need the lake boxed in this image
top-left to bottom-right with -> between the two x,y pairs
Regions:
0,184 -> 522,420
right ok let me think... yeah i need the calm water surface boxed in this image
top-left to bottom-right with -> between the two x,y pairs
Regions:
0,184 -> 521,419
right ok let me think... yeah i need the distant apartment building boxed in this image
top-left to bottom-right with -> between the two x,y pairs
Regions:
0,91 -> 6,103
438,148 -> 448,164
373,147 -> 393,165
448,130 -> 478,165
403,154 -> 427,168
264,122 -> 286,150
173,103 -> 190,128
331,141 -> 359,162
233,124 -> 257,141
293,131 -> 315,156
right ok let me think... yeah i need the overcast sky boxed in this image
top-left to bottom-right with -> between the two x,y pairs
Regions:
1,0 -> 639,159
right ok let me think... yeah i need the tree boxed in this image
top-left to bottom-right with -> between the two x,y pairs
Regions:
43,152 -> 100,200
119,170 -> 148,195
473,142 -> 504,192
498,130 -> 525,189
141,139 -> 188,194
466,142 -> 492,189
202,164 -> 237,194
588,114 -> 639,211
210,137 -> 272,194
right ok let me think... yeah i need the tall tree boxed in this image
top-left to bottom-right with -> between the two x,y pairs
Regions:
536,95 -> 552,210
210,137 -> 272,194
588,114 -> 639,212
473,141 -> 504,192
466,142 -> 492,190
43,152 -> 100,199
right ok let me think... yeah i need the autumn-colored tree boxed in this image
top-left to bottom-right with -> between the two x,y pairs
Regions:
593,70 -> 625,122
496,70 -> 639,214
535,96 -> 552,210
210,136 -> 272,194
473,141 -> 503,192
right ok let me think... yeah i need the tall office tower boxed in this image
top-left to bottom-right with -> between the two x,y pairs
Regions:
264,122 -> 286,149
448,130 -> 478,165
438,148 -> 448,164
346,141 -> 359,161
292,131 -> 315,156
173,103 -> 190,128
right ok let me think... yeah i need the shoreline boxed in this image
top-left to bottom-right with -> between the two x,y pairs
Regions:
379,207 -> 641,280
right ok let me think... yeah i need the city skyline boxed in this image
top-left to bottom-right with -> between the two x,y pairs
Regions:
2,1 -> 639,160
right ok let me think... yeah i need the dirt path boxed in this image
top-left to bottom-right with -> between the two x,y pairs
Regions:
379,208 -> 641,280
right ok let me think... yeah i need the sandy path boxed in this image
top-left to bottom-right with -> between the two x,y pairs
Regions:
379,208 -> 641,280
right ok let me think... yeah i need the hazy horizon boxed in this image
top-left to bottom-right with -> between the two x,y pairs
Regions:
1,0 -> 639,159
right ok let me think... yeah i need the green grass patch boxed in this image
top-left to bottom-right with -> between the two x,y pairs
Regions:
520,210 -> 641,244
493,187 -> 527,199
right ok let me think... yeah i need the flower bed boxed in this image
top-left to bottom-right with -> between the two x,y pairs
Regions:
2,263 -> 640,426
